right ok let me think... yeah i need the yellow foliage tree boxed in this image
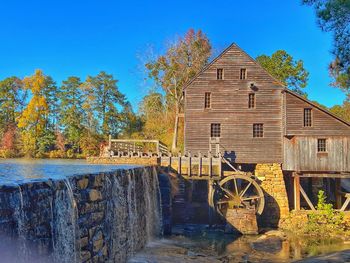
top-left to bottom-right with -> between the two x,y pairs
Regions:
17,70 -> 49,156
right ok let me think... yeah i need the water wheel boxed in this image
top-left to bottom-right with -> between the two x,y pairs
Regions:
210,174 -> 265,216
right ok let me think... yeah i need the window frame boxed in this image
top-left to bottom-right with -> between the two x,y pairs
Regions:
240,68 -> 247,80
204,92 -> 211,109
217,68 -> 224,80
303,108 -> 312,127
317,138 -> 327,153
210,123 -> 221,138
253,123 -> 264,138
248,93 -> 255,109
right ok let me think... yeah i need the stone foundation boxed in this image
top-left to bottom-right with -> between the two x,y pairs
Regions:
225,208 -> 258,235
255,163 -> 289,228
0,166 -> 166,263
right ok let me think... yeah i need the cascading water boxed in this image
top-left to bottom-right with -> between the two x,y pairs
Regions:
51,179 -> 78,263
0,166 -> 163,263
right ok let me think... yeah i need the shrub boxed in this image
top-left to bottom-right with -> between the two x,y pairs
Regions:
0,149 -> 17,158
305,190 -> 346,238
48,150 -> 66,159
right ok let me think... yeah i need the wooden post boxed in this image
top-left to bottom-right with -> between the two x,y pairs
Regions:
335,178 -> 342,209
208,180 -> 214,226
198,152 -> 202,177
108,135 -> 112,149
209,152 -> 212,178
168,153 -> 172,172
188,152 -> 191,177
178,152 -> 181,175
156,141 -> 160,156
294,173 -> 300,211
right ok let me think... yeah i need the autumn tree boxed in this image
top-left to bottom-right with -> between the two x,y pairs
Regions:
0,77 -> 26,153
330,100 -> 350,122
303,0 -> 350,95
256,50 -> 309,96
146,29 -> 212,151
138,92 -> 168,140
17,70 -> 51,156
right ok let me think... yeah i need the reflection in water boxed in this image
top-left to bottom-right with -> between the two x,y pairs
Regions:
0,159 -> 138,184
129,225 -> 350,263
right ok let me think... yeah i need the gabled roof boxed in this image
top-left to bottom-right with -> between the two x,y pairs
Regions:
183,42 -> 285,90
184,42 -> 350,127
284,88 -> 350,127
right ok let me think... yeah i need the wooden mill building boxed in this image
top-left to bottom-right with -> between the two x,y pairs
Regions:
183,43 -> 350,216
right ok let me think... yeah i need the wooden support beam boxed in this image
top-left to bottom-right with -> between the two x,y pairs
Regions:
341,194 -> 350,211
299,184 -> 316,211
294,174 -> 300,211
335,178 -> 342,209
188,153 -> 192,177
209,156 -> 212,178
198,152 -> 202,177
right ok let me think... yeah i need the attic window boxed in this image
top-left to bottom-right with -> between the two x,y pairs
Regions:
304,108 -> 312,127
317,139 -> 327,152
248,93 -> 255,108
204,92 -> 211,109
217,68 -> 223,80
240,68 -> 247,80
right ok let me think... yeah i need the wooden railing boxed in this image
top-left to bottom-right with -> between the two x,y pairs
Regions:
108,137 -> 169,157
161,152 -> 222,179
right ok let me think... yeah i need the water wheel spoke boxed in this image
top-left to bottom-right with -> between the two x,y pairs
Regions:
239,182 -> 252,197
242,195 -> 262,201
211,174 -> 265,217
221,188 -> 235,199
217,200 -> 230,205
233,176 -> 239,196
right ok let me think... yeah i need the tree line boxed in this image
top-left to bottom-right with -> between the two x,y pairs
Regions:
0,70 -> 141,158
1,0 -> 349,158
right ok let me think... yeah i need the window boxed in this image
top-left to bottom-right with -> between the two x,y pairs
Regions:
304,108 -> 312,127
248,93 -> 255,108
317,139 -> 327,152
217,68 -> 223,80
240,68 -> 247,80
204,92 -> 211,109
253,123 -> 263,138
211,123 -> 221,137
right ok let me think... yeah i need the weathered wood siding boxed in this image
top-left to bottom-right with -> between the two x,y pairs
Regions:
283,136 -> 350,172
285,92 -> 350,136
184,44 -> 284,164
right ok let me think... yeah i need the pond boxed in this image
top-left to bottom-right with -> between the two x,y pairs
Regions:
129,225 -> 350,263
0,158 -> 137,184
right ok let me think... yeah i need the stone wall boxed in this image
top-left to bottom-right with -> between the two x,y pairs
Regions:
0,166 -> 165,263
255,163 -> 290,228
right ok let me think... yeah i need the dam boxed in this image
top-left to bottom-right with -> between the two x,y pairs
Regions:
0,160 -> 165,262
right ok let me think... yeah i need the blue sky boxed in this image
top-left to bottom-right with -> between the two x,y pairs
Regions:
0,0 -> 346,109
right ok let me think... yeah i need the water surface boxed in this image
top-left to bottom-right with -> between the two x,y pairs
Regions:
0,158 -> 138,184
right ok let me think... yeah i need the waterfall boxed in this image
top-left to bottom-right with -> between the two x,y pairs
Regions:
0,167 -> 162,263
52,179 -> 78,263
142,167 -> 162,242
14,184 -> 28,260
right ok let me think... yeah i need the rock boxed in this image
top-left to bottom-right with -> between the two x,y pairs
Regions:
296,249 -> 350,262
93,238 -> 104,253
89,190 -> 102,202
251,236 -> 283,253
81,250 -> 91,261
77,178 -> 89,189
